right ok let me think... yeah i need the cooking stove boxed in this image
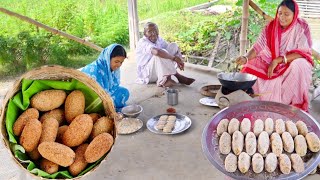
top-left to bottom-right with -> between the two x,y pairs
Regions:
220,86 -> 254,95
215,86 -> 255,108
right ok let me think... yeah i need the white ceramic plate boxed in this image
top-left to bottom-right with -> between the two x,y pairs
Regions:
116,117 -> 143,135
147,113 -> 192,135
199,97 -> 219,107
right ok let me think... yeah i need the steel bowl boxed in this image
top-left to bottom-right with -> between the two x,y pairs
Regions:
217,72 -> 257,91
121,104 -> 143,118
202,101 -> 320,180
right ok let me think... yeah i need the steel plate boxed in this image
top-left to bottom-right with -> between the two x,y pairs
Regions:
199,97 -> 219,107
147,113 -> 192,135
202,101 -> 320,180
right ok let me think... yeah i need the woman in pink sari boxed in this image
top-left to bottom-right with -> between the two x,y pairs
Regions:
235,0 -> 313,111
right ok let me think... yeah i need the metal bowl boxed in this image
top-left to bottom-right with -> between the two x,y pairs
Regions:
121,104 -> 143,118
202,101 -> 320,180
217,72 -> 257,91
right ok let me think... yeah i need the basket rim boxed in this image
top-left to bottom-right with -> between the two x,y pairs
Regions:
0,65 -> 118,179
200,84 -> 221,97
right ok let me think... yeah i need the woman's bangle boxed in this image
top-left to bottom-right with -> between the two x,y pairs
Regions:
283,55 -> 288,64
172,56 -> 177,61
241,56 -> 249,63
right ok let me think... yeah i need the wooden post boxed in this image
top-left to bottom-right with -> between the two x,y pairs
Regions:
239,0 -> 250,56
128,0 -> 139,51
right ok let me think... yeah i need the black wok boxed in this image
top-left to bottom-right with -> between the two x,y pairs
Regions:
217,72 -> 257,91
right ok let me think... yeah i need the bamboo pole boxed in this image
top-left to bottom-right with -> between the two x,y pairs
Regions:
128,0 -> 139,51
248,0 -> 320,59
249,0 -> 273,21
0,7 -> 103,52
239,0 -> 250,55
208,33 -> 222,67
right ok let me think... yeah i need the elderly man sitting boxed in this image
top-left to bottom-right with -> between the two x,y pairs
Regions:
135,22 -> 195,87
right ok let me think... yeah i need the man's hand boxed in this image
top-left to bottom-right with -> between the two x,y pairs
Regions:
267,57 -> 283,78
173,56 -> 184,71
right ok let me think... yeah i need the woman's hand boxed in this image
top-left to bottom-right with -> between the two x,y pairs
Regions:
114,112 -> 124,121
267,57 -> 283,78
235,56 -> 248,65
173,56 -> 185,71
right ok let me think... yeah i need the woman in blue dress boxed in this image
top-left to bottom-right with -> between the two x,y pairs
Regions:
81,44 -> 129,111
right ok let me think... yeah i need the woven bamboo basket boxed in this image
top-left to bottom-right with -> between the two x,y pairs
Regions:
200,84 -> 221,97
0,65 -> 118,179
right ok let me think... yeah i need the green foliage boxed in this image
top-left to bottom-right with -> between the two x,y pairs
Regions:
0,32 -> 70,77
153,7 -> 265,57
314,58 -> 320,79
138,0 -> 209,20
148,0 -> 282,58
1,0 -> 296,77
236,0 -> 281,16
1,0 -> 208,49
235,0 -> 282,42
0,0 -> 208,77
151,11 -> 214,56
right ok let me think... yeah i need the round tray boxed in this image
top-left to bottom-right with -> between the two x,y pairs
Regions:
200,85 -> 221,97
201,101 -> 320,180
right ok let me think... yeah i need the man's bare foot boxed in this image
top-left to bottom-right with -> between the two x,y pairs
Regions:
163,79 -> 176,87
175,73 -> 195,85
179,77 -> 195,85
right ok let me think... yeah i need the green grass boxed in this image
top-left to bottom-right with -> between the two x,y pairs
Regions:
0,0 -> 209,54
64,53 -> 100,69
146,11 -> 213,37
0,0 -> 128,47
0,0 -> 210,77
0,0 -> 209,43
0,0 -> 285,77
137,0 -> 210,20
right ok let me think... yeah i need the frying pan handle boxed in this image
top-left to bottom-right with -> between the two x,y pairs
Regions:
219,96 -> 230,107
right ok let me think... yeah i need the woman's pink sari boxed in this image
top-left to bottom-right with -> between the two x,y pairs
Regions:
241,0 -> 313,111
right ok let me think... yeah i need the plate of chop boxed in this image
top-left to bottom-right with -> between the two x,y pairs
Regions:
147,113 -> 192,135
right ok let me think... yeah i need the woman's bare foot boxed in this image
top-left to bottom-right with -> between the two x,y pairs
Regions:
163,79 -> 176,87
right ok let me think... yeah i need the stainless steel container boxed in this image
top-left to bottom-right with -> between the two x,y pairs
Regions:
167,89 -> 178,106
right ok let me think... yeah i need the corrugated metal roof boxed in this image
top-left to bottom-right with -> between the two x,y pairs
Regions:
297,0 -> 320,18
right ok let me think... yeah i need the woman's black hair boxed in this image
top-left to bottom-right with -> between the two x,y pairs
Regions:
111,45 -> 127,58
278,0 -> 295,13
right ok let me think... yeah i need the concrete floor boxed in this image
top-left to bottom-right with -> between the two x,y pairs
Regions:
0,53 -> 319,179
82,53 -> 320,180
87,14 -> 320,180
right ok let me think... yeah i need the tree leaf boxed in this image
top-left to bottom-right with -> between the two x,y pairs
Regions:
225,32 -> 232,40
236,0 -> 243,6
